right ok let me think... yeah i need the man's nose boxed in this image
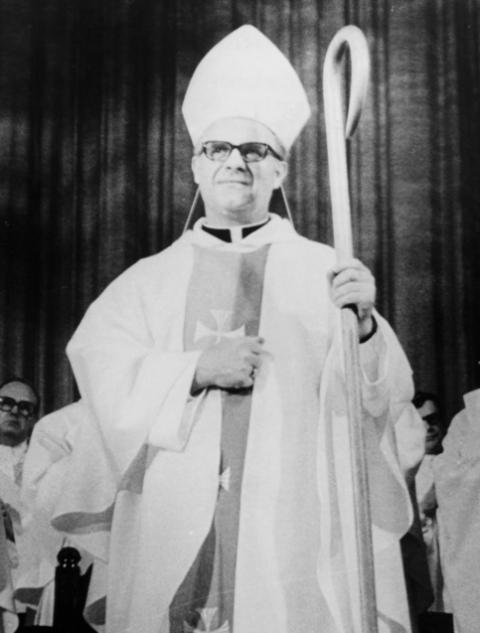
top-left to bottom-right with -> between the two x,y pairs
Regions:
223,147 -> 247,168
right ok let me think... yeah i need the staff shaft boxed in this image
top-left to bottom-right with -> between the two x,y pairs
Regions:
323,25 -> 378,633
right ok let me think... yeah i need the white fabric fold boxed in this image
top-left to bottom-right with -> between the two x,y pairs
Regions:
434,389 -> 480,633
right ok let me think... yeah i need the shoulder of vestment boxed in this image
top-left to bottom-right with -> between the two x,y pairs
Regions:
273,234 -> 336,264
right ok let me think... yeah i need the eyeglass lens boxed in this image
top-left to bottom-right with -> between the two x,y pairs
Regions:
0,396 -> 36,417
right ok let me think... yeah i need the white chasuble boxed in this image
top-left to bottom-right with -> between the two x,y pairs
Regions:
36,214 -> 419,633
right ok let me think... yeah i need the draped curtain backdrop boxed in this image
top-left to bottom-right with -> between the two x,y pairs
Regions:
0,0 -> 478,422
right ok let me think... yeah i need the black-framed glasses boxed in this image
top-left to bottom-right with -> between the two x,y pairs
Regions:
198,141 -> 284,163
0,396 -> 37,418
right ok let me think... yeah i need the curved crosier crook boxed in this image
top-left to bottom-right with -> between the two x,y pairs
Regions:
323,25 -> 370,261
324,25 -> 370,140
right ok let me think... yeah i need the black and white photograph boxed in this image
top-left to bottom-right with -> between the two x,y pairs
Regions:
0,2 -> 478,632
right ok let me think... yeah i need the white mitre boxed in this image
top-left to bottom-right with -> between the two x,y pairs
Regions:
182,25 -> 311,151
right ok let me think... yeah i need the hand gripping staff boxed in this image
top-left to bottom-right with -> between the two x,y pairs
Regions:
323,26 -> 378,633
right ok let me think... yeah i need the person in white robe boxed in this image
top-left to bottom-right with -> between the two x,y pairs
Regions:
39,24 -> 424,633
434,388 -> 480,633
0,378 -> 39,633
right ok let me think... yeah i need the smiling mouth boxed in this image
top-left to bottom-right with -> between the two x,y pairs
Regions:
217,179 -> 250,185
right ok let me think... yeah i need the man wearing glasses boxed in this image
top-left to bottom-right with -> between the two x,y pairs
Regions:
65,25 -> 421,633
0,378 -> 39,631
0,378 -> 39,463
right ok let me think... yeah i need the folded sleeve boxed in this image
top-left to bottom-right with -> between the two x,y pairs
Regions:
67,262 -> 201,474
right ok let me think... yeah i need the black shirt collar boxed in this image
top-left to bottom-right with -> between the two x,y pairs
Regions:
201,217 -> 271,243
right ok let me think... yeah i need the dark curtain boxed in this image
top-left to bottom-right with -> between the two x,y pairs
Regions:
0,0 -> 478,421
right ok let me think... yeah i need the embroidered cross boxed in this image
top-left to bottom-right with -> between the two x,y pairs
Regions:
184,608 -> 230,633
194,310 -> 245,345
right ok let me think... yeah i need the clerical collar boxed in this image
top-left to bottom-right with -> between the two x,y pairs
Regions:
201,217 -> 271,243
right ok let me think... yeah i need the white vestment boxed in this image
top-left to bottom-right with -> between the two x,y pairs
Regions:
434,389 -> 480,633
0,442 -> 27,633
43,215 -> 419,633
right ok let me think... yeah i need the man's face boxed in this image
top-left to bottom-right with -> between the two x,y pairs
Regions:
418,399 -> 444,455
191,117 -> 288,227
0,381 -> 38,447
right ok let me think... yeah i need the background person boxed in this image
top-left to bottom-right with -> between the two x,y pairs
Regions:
434,388 -> 480,633
0,378 -> 39,633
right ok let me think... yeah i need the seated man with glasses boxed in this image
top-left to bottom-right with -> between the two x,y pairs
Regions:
63,25 -> 421,633
0,377 -> 39,631
0,372 -> 39,506
0,379 -> 39,453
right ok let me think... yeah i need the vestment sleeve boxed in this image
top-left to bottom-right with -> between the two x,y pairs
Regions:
433,390 -> 480,630
66,267 -> 202,475
317,311 -> 417,631
357,313 -> 425,477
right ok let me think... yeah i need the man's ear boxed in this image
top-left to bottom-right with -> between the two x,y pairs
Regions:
273,160 -> 288,190
191,155 -> 200,185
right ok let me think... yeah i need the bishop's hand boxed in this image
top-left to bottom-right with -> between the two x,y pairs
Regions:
192,336 -> 265,392
328,258 -> 376,340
